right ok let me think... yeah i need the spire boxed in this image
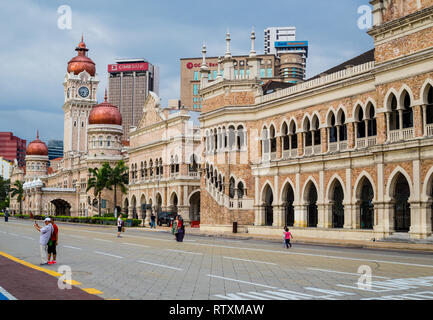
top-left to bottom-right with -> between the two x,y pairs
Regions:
225,29 -> 231,59
81,33 -> 84,43
37,130 -> 39,140
104,88 -> 108,102
249,26 -> 256,57
201,42 -> 208,70
217,56 -> 222,78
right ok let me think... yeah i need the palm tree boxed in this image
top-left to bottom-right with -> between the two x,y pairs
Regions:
10,180 -> 24,215
86,164 -> 111,216
106,160 -> 129,216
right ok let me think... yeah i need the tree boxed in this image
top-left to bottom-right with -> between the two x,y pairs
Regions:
0,177 -> 10,211
86,164 -> 111,216
10,180 -> 23,215
106,160 -> 129,216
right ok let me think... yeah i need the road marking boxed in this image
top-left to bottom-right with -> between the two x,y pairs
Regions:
62,245 -> 82,250
8,233 -> 19,236
207,274 -> 278,289
137,260 -> 183,271
94,251 -> 123,259
123,242 -> 150,248
82,288 -> 103,295
223,256 -> 277,265
93,238 -> 112,243
308,268 -> 391,279
68,235 -> 85,239
0,286 -> 17,300
20,235 -> 34,240
166,249 -> 203,255
0,251 -> 62,277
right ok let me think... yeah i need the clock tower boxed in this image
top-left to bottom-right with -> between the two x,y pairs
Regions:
63,36 -> 99,156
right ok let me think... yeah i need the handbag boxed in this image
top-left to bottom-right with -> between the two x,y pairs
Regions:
121,226 -> 125,232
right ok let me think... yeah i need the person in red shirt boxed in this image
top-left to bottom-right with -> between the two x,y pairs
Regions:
48,217 -> 59,265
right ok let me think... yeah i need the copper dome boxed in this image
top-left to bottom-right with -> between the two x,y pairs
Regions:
67,36 -> 96,76
26,132 -> 48,156
89,90 -> 122,125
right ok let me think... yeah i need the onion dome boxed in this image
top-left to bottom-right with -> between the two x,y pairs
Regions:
88,89 -> 122,125
26,131 -> 48,156
67,35 -> 96,76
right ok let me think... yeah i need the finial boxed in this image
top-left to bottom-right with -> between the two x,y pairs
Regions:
81,33 -> 84,43
104,89 -> 108,102
250,26 -> 256,57
225,29 -> 231,58
37,130 -> 39,139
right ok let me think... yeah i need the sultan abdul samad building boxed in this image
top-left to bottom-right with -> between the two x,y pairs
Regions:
9,0 -> 433,241
198,0 -> 433,240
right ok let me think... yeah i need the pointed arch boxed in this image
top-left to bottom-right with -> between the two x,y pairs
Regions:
420,78 -> 433,104
280,178 -> 297,204
353,171 -> 376,202
325,174 -> 346,202
384,88 -> 399,112
385,166 -> 413,201
302,177 -> 319,203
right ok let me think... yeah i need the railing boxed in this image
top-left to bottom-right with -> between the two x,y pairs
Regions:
282,150 -> 291,160
329,142 -> 338,152
188,171 -> 199,178
271,152 -> 277,160
313,145 -> 321,155
304,146 -> 313,156
388,128 -> 414,142
291,149 -> 298,157
339,141 -> 348,151
426,124 -> 433,137
262,153 -> 271,162
356,136 -> 377,149
256,61 -> 375,104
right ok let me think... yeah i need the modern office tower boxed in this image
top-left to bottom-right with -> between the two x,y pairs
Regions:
47,140 -> 64,160
0,132 -> 26,167
108,59 -> 159,138
264,27 -> 296,55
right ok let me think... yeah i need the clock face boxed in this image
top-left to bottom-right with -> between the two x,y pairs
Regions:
78,86 -> 89,98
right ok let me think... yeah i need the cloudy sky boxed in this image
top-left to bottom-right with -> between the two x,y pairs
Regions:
0,0 -> 373,143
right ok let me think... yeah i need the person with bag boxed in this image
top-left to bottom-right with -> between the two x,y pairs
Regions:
34,217 -> 53,265
117,214 -> 123,238
48,217 -> 58,265
171,215 -> 179,240
176,224 -> 185,242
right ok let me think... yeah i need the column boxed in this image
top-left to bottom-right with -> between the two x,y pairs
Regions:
273,205 -> 285,227
422,104 -> 428,136
347,122 -> 355,149
128,206 -> 134,219
409,200 -> 429,239
322,201 -> 333,228
298,131 -> 304,156
276,134 -> 282,159
385,112 -> 391,142
398,109 -> 403,132
254,205 -> 265,226
352,201 -> 361,229
321,127 -> 328,153
294,204 -> 307,228
413,105 -> 423,137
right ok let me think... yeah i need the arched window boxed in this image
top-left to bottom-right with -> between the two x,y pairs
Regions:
402,91 -> 413,128
426,86 -> 433,124
237,125 -> 244,150
237,181 -> 244,199
159,158 -> 163,176
270,125 -> 277,153
229,177 -> 236,199
175,155 -> 179,173
355,106 -> 365,138
218,174 -> 223,192
282,122 -> 289,151
107,136 -> 111,147
144,161 -> 147,178
189,154 -> 198,172
149,159 -> 153,176
140,161 -> 144,178
366,103 -> 377,137
312,115 -> 321,146
228,126 -> 235,149
99,136 -> 103,147
338,111 -> 347,141
262,127 -> 269,154
329,113 -> 338,143
155,159 -> 160,176
390,94 -> 399,130
304,119 -> 312,147
289,120 -> 298,150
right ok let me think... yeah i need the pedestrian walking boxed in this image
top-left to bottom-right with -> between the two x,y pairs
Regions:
34,217 -> 53,265
117,214 -> 124,238
171,215 -> 179,240
283,226 -> 293,249
150,213 -> 156,229
4,210 -> 8,222
48,217 -> 58,265
176,224 -> 185,242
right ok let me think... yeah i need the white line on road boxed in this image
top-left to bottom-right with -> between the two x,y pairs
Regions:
93,238 -> 112,243
223,256 -> 277,265
67,235 -> 85,239
307,268 -> 391,279
62,245 -> 82,250
166,249 -> 203,255
94,251 -> 123,259
207,274 -> 278,289
123,242 -> 150,248
8,233 -> 19,237
137,260 -> 183,271
20,235 -> 34,240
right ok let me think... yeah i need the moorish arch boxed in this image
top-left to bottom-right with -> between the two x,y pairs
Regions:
140,194 -> 146,219
123,197 -> 129,217
302,177 -> 319,228
353,172 -> 376,230
280,178 -> 296,227
131,195 -> 137,219
261,182 -> 274,227
386,168 -> 413,233
421,166 -> 433,233
326,175 -> 346,229
50,199 -> 71,216
169,191 -> 178,214
188,190 -> 200,222
155,193 -> 163,215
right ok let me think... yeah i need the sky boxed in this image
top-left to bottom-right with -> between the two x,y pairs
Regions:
0,0 -> 373,144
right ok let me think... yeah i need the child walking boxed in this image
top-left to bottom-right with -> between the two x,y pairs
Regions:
283,226 -> 293,249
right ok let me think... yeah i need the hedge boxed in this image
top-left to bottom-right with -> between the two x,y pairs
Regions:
10,214 -> 141,227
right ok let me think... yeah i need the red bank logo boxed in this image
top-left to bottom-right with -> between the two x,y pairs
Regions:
186,62 -> 218,70
187,62 -> 194,69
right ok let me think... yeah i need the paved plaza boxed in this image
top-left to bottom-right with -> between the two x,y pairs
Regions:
1,219 -> 433,300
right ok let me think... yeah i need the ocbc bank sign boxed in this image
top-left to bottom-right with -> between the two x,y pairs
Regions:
186,62 -> 218,69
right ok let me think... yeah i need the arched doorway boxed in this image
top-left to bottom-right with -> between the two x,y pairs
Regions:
123,198 -> 129,217
306,183 -> 318,228
131,196 -> 137,219
170,193 -> 178,215
189,191 -> 200,222
360,180 -> 374,229
140,195 -> 146,220
331,181 -> 344,229
284,183 -> 295,227
50,199 -> 71,216
264,185 -> 273,226
393,174 -> 411,232
155,193 -> 162,216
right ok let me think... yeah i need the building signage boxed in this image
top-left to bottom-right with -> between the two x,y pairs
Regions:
108,62 -> 149,73
275,41 -> 309,48
186,62 -> 218,69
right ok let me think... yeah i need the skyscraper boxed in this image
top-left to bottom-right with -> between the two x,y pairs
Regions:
264,27 -> 296,55
108,59 -> 159,139
47,140 -> 64,160
0,132 -> 26,167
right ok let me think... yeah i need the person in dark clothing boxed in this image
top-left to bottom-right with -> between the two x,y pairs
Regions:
150,213 -> 156,228
176,224 -> 185,242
